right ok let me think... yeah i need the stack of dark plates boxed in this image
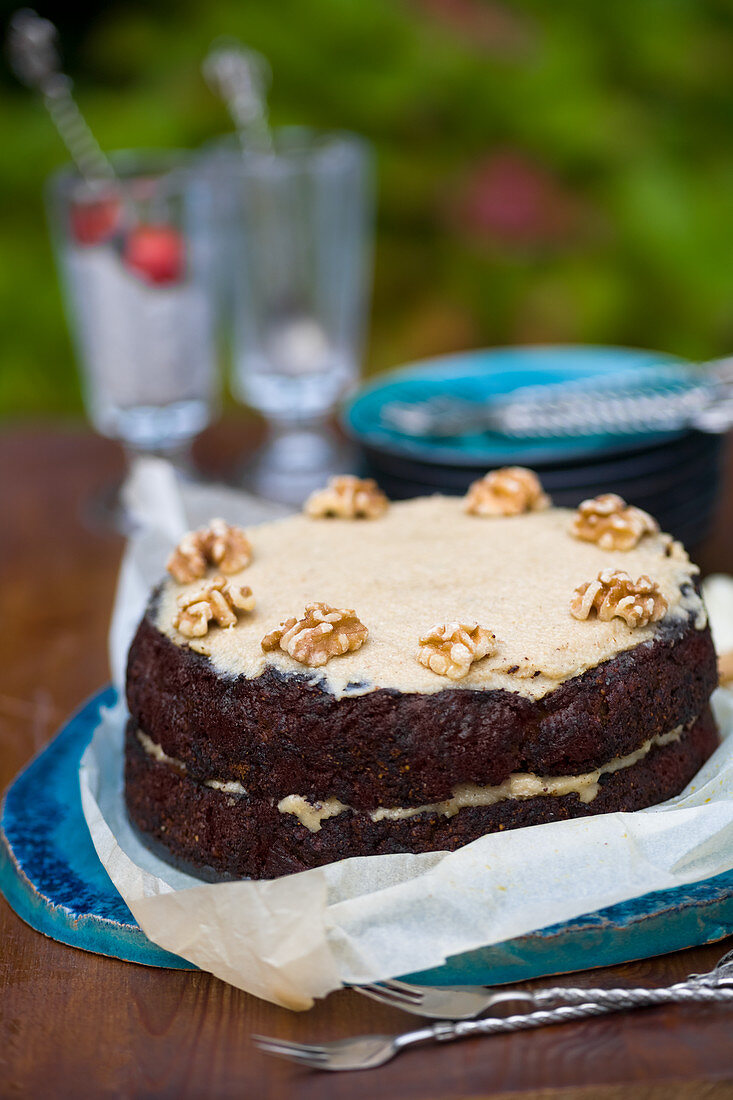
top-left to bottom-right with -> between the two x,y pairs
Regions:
343,346 -> 724,552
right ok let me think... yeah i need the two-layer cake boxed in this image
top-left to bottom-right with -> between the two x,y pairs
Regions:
125,472 -> 719,880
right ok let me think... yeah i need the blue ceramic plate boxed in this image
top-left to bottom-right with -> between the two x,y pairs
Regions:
0,687 -> 193,969
1,689 -> 731,986
345,345 -> 697,468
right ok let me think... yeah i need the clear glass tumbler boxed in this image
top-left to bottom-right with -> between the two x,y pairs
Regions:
47,152 -> 219,466
227,129 -> 373,502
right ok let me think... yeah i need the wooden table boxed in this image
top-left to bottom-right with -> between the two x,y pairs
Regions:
1,424 -> 732,1100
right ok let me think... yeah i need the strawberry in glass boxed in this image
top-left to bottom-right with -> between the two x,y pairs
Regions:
123,224 -> 185,285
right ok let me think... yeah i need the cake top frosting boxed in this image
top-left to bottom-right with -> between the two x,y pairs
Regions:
154,493 -> 706,700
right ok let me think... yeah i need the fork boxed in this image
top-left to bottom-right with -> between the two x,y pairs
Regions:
352,969 -> 733,1020
254,982 -> 733,1071
354,978 -> 539,1019
378,362 -> 733,440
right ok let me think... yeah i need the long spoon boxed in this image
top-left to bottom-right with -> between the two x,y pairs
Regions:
202,38 -> 273,152
7,8 -> 115,183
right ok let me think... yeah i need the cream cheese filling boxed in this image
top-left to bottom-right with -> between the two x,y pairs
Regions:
276,794 -> 350,831
136,724 -> 683,833
135,730 -> 248,794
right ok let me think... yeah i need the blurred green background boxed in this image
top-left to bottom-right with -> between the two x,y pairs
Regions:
3,0 -> 733,419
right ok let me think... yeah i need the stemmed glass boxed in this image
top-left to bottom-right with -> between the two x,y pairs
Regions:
226,128 -> 373,504
47,152 -> 220,525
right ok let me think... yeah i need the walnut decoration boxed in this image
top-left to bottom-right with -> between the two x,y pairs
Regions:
417,621 -> 498,680
304,475 -> 389,519
570,493 -> 659,551
570,569 -> 667,629
261,603 -> 368,667
174,575 -> 255,638
464,467 -> 550,517
167,519 -> 252,584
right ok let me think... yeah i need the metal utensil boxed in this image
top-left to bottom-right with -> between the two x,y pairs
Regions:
202,39 -> 272,151
353,961 -> 733,1020
379,359 -> 733,439
255,950 -> 730,1069
355,978 -> 538,1019
7,9 -> 114,183
254,983 -> 733,1072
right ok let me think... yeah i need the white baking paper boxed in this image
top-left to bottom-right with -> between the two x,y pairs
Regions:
79,459 -> 733,1010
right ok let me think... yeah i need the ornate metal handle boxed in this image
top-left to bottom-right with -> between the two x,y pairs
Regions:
428,983 -> 733,1045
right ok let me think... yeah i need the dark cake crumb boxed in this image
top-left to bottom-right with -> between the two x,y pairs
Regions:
125,611 -> 718,809
125,708 -> 719,881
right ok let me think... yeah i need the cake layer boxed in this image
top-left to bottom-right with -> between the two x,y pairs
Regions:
126,611 -> 718,809
124,707 -> 720,881
152,499 -> 706,701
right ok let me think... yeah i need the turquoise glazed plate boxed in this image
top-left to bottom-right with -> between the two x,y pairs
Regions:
344,345 -> 696,468
1,688 -> 731,985
0,687 -> 193,970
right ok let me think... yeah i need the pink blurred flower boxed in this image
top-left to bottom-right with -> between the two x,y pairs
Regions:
451,149 -> 580,248
415,0 -> 531,53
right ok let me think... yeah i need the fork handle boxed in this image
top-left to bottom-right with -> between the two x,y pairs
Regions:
524,976 -> 733,1010
417,985 -> 733,1048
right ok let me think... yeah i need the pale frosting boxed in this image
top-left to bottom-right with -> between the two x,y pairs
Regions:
205,778 -> 248,795
137,729 -> 176,765
276,795 -> 350,832
154,497 -> 705,701
136,730 -> 248,794
277,726 -> 684,832
136,725 -> 684,834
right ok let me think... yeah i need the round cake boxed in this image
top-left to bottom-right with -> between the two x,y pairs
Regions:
124,473 -> 719,880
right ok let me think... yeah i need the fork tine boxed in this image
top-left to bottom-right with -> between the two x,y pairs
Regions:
372,985 -> 422,1003
256,1046 -> 327,1063
375,979 -> 424,1002
252,1035 -> 328,1057
356,983 -> 421,1007
253,1040 -> 329,1066
354,988 -> 403,1010
258,1047 -> 328,1068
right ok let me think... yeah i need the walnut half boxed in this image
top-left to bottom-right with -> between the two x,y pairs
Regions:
570,493 -> 658,551
570,569 -> 667,628
174,575 -> 255,637
262,603 -> 368,667
464,467 -> 550,517
167,519 -> 252,584
304,476 -> 389,519
418,621 -> 498,680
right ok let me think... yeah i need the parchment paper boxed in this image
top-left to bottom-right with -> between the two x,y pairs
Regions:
79,458 -> 733,1010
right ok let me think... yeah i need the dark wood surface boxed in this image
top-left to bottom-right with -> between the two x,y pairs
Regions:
1,423 -> 732,1100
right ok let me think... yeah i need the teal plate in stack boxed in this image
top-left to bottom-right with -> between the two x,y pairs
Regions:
343,345 -> 724,549
1,688 -> 731,987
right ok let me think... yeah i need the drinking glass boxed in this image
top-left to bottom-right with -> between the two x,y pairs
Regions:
47,152 -> 220,521
227,128 -> 373,503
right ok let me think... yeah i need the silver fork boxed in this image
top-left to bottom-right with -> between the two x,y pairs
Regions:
254,982 -> 733,1071
354,978 -> 538,1019
353,945 -> 733,1020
